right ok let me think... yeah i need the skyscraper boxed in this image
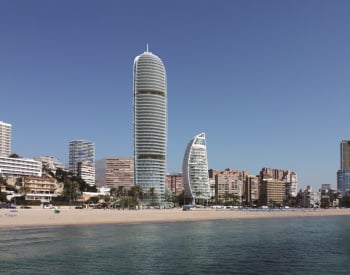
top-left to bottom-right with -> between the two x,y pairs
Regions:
338,140 -> 350,196
0,121 -> 11,157
182,133 -> 210,204
133,49 -> 167,203
69,140 -> 95,186
340,140 -> 350,170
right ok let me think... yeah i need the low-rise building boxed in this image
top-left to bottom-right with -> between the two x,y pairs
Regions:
298,186 -> 321,208
20,176 -> 61,203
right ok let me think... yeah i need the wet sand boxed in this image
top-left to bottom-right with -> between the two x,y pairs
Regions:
1,207 -> 350,228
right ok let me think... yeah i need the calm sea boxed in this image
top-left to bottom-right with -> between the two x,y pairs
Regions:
1,216 -> 350,274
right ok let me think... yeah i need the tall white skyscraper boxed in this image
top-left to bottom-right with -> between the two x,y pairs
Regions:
133,49 -> 167,203
0,121 -> 11,157
182,133 -> 210,204
69,140 -> 95,186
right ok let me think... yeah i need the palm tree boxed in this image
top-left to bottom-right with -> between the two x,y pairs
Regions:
64,178 -> 81,206
19,185 -> 31,205
133,185 -> 143,206
110,187 -> 117,199
116,186 -> 126,199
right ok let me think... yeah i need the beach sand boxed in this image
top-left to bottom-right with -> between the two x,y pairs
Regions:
1,207 -> 350,228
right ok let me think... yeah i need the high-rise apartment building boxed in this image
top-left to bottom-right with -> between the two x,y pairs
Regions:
182,133 -> 210,204
340,140 -> 350,170
0,121 -> 11,157
338,140 -> 350,196
69,140 -> 95,186
105,158 -> 134,189
133,49 -> 167,203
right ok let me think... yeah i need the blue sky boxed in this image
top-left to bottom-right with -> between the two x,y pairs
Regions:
1,0 -> 350,190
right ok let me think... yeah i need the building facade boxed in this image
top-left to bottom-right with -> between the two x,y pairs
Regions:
298,186 -> 321,208
284,170 -> 298,197
259,168 -> 290,206
77,161 -> 96,187
69,140 -> 95,186
213,169 -> 245,204
337,170 -> 350,196
259,178 -> 286,206
34,156 -> 64,174
182,133 -> 210,203
338,140 -> 350,196
340,140 -> 350,170
105,158 -> 134,190
0,156 -> 42,177
133,49 -> 167,202
20,176 -> 60,203
0,121 -> 11,157
245,174 -> 260,205
166,173 -> 183,196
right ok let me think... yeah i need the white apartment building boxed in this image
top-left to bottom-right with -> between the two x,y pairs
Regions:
0,121 -> 11,157
34,156 -> 64,174
69,140 -> 95,186
133,50 -> 167,202
0,156 -> 42,177
182,133 -> 211,203
78,161 -> 96,187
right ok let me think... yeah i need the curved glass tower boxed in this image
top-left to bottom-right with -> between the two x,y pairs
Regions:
133,50 -> 167,203
182,133 -> 210,204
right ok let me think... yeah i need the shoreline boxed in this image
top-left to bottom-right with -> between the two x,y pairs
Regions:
1,207 -> 350,229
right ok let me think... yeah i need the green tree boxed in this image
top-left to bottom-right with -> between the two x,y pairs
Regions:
19,185 -> 31,197
116,186 -> 126,199
0,191 -> 7,202
110,187 -> 117,199
9,153 -> 21,158
63,178 -> 81,205
55,168 -> 69,182
0,176 -> 7,185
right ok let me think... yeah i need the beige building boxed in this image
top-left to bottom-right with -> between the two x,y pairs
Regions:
105,158 -> 133,190
259,178 -> 285,206
259,168 -> 289,206
20,176 -> 61,203
166,173 -> 183,196
210,169 -> 246,204
245,174 -> 259,205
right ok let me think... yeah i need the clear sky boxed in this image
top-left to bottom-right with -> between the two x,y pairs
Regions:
1,0 -> 350,190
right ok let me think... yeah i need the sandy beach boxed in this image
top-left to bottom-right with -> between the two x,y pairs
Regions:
1,207 -> 350,228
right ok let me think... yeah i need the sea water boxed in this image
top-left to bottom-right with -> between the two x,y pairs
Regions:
1,216 -> 350,274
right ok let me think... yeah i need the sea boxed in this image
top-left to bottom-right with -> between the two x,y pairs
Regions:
1,215 -> 350,274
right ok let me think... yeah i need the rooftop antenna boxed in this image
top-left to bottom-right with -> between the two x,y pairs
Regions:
146,43 -> 149,52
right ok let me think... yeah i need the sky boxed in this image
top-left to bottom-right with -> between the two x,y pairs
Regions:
1,0 -> 350,190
